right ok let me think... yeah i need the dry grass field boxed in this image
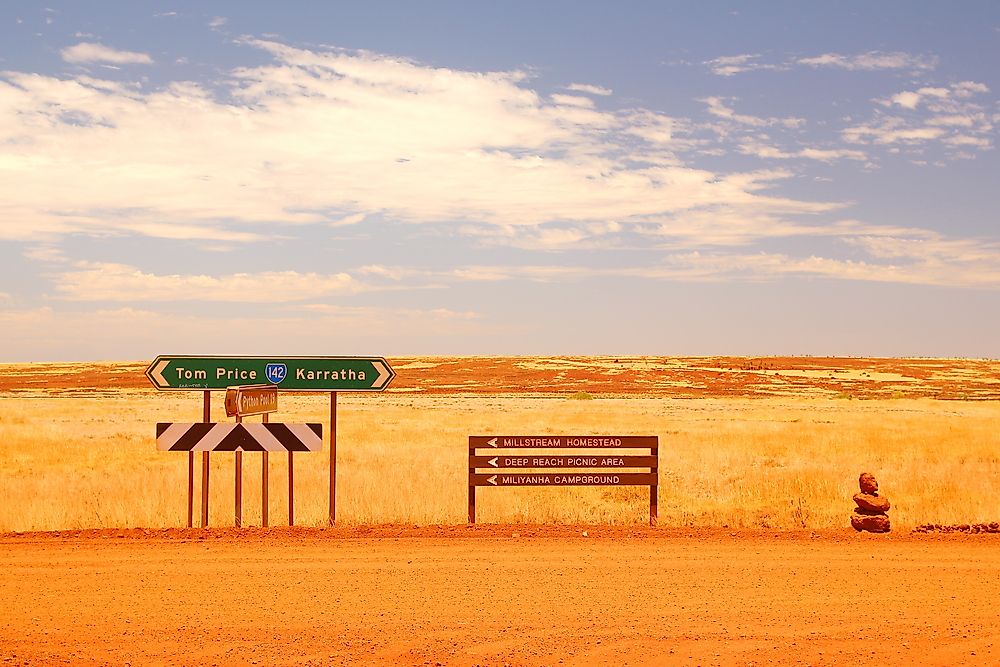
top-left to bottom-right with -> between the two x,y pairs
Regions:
0,356 -> 998,533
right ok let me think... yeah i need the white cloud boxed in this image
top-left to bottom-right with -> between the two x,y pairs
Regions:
704,54 -> 786,76
330,212 -> 367,227
739,142 -> 867,163
60,42 -> 153,65
620,110 -> 682,148
378,225 -> 1000,288
927,114 -> 977,127
475,229 -> 1000,288
53,263 -> 362,301
356,264 -> 409,280
23,245 -> 68,263
706,51 -> 937,76
0,39 -> 834,246
943,135 -> 991,148
882,86 -> 960,110
208,16 -> 227,28
952,81 -> 989,97
848,81 -> 993,155
798,147 -> 868,162
797,51 -> 937,72
888,91 -> 923,109
565,83 -> 612,96
550,93 -> 595,108
702,97 -> 804,129
844,123 -> 945,145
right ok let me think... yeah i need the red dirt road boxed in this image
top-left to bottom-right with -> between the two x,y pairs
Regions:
1,527 -> 998,666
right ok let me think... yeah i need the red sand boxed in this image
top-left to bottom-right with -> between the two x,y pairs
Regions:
2,527 -> 998,666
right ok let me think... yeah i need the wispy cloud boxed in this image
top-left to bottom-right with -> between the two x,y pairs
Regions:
702,97 -> 804,129
705,51 -> 938,76
330,212 -> 367,227
369,216 -> 1000,289
550,93 -> 596,108
60,42 -> 153,65
23,245 -> 69,263
738,142 -> 868,163
462,233 -> 1000,288
704,54 -> 787,76
53,263 -> 362,301
565,83 -> 612,96
0,39 -> 833,246
848,81 -> 993,154
796,51 -> 938,72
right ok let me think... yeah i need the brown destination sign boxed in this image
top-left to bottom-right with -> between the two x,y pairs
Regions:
468,434 -> 659,525
470,455 -> 658,469
225,384 -> 278,418
470,472 -> 658,486
468,435 -> 658,449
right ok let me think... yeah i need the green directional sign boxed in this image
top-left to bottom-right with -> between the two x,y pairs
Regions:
145,356 -> 395,392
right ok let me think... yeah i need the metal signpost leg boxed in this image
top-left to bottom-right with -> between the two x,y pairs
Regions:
650,485 -> 658,527
235,451 -> 243,527
287,452 -> 294,526
201,391 -> 210,527
468,485 -> 476,524
329,391 -> 337,526
650,439 -> 659,526
187,452 -> 194,528
262,413 -> 269,528
468,439 -> 476,524
235,415 -> 242,528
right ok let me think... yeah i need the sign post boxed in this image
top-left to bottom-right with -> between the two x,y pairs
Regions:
262,412 -> 269,528
329,392 -> 337,526
224,384 -> 277,527
201,391 -> 210,527
146,356 -> 394,392
468,436 -> 659,525
235,415 -> 242,529
147,355 -> 394,529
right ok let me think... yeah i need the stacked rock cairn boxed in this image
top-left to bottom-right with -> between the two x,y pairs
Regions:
851,472 -> 890,533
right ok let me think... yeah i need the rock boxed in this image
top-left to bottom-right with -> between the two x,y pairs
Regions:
851,511 -> 891,533
859,472 -> 879,495
851,472 -> 890,533
854,492 -> 890,513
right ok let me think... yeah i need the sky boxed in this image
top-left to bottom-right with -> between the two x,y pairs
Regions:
1,2 -> 998,361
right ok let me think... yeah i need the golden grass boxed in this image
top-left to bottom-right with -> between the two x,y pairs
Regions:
0,390 -> 997,531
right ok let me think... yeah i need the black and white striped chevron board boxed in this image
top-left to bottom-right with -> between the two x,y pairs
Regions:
156,423 -> 323,452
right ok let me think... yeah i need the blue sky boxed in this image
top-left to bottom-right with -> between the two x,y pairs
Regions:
1,2 -> 998,361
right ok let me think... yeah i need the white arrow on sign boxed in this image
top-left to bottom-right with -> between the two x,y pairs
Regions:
371,361 -> 392,389
487,475 -> 497,486
150,359 -> 169,388
488,457 -> 497,467
487,437 -> 498,447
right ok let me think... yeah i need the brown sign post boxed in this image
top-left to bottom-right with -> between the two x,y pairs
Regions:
468,435 -> 658,526
225,384 -> 278,418
147,356 -> 395,528
225,384 -> 277,528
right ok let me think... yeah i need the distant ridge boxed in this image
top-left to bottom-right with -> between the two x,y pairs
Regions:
0,356 -> 997,400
